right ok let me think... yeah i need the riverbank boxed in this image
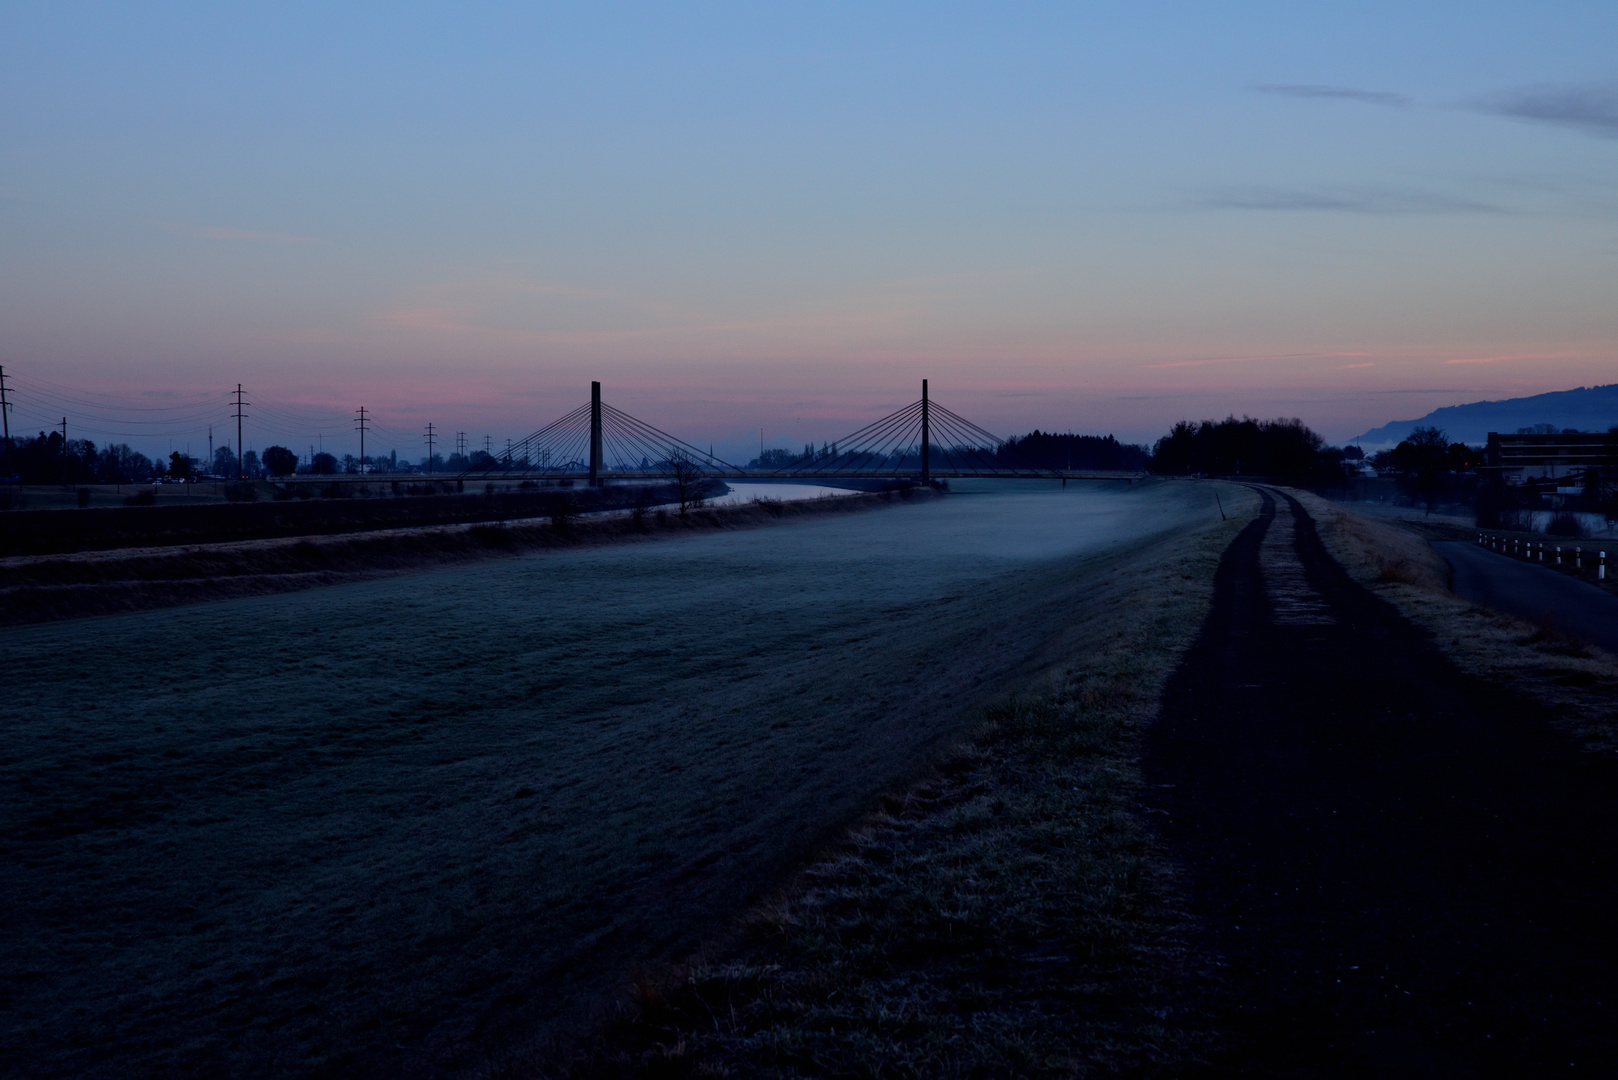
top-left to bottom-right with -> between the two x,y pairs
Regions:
0,486 -> 913,625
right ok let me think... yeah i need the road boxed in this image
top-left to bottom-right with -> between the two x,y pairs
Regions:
1436,539 -> 1618,655
1147,488 -> 1618,1076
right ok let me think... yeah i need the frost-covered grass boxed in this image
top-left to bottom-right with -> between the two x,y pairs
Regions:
543,486 -> 1259,1078
0,479 -> 1229,1078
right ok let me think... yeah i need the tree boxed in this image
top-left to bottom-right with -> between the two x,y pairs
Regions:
1148,416 -> 1338,486
212,445 -> 239,479
1390,426 -> 1450,514
996,431 -> 1149,471
749,447 -> 802,469
666,450 -> 704,516
310,452 -> 338,475
168,451 -> 192,480
262,445 -> 298,476
94,443 -> 155,483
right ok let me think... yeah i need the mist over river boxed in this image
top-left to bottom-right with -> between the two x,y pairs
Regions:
0,479 -> 1219,1078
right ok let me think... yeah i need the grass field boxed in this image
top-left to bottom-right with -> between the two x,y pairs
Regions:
550,485 -> 1259,1078
0,479 -> 1226,1078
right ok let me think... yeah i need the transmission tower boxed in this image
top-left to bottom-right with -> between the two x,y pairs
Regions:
354,407 -> 371,475
0,366 -> 10,474
231,384 -> 249,480
425,423 -> 437,475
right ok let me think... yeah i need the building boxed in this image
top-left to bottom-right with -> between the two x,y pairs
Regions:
1486,430 -> 1618,485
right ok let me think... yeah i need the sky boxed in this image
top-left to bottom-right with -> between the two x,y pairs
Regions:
2,2 -> 1616,463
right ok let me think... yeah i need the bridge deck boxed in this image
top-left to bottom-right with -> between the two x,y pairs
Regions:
277,470 -> 1147,485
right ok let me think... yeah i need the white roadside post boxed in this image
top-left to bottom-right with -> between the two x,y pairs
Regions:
1602,552 -> 1608,582
1557,546 -> 1562,566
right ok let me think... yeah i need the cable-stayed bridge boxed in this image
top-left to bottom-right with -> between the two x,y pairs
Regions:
445,381 -> 1130,484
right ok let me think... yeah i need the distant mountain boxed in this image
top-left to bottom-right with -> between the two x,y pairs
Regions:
1352,384 -> 1618,447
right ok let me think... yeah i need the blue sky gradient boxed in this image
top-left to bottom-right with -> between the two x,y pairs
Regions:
3,3 -> 1615,460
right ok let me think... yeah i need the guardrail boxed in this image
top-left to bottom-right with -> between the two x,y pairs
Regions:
1477,533 -> 1608,583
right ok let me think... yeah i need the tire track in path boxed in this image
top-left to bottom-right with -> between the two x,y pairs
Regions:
1147,488 -> 1618,1077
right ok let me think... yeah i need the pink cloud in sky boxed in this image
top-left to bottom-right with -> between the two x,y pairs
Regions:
1143,351 -> 1375,370
1442,351 -> 1584,365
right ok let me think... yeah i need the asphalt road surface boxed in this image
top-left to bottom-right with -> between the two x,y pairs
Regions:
1437,539 -> 1618,656
1147,488 -> 1618,1077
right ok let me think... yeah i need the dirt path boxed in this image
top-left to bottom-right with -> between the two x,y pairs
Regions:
1146,488 -> 1618,1076
1436,539 -> 1618,656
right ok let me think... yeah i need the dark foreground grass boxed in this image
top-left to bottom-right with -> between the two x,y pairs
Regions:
539,491 -> 1255,1079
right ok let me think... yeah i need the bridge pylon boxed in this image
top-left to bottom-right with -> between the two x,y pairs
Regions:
921,378 -> 930,484
589,380 -> 603,486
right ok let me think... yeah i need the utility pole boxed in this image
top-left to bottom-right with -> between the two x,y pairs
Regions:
425,423 -> 437,475
921,378 -> 930,484
0,366 -> 11,473
208,426 -> 214,475
61,417 -> 69,486
232,384 -> 248,480
354,407 -> 370,474
505,437 -> 513,465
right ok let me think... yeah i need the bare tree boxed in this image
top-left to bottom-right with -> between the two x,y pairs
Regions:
667,450 -> 704,517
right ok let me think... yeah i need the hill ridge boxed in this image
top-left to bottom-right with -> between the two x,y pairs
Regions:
1354,383 -> 1618,446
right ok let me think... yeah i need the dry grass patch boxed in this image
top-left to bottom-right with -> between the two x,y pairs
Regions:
539,485 -> 1257,1079
1294,490 -> 1618,756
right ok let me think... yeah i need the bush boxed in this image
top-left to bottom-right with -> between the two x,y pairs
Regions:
545,492 -> 576,531
1547,511 -> 1586,537
124,489 -> 157,506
